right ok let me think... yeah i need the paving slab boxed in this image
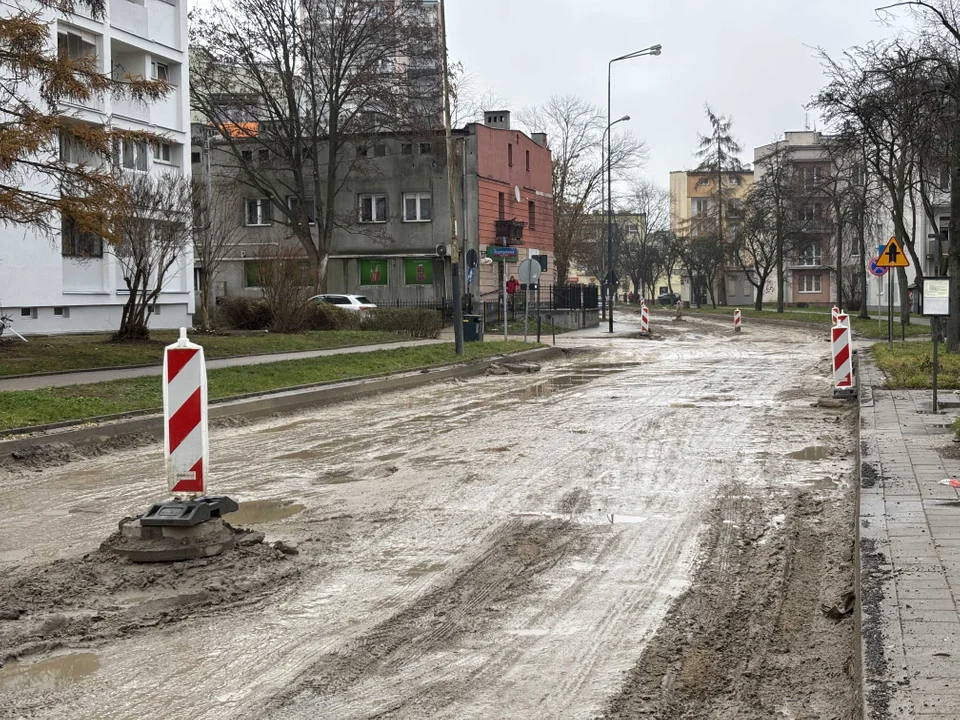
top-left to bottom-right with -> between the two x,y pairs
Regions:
859,354 -> 960,719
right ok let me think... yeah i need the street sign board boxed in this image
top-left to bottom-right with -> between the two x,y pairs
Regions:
923,277 -> 950,316
486,246 -> 518,262
605,270 -> 619,287
869,256 -> 888,277
518,258 -> 541,285
876,236 -> 910,268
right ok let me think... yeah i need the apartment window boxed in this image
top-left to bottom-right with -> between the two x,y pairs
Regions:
191,151 -> 201,164
359,193 -> 388,223
525,149 -> 530,171
244,261 -> 260,288
800,204 -> 823,222
286,195 -> 316,225
418,142 -> 432,155
151,61 -> 169,82
729,174 -> 741,186
528,200 -> 536,230
53,307 -> 70,318
498,192 -> 505,220
940,167 -> 952,191
692,198 -> 710,216
374,144 -> 387,158
241,149 -> 253,162
258,149 -> 269,163
403,192 -> 431,222
57,30 -> 96,63
799,242 -> 822,266
727,198 -> 743,218
59,130 -> 94,165
852,164 -> 864,186
148,304 -> 160,315
20,308 -> 37,319
121,140 -> 148,171
153,141 -> 172,164
401,143 -> 413,155
357,146 -> 369,157
61,215 -> 103,257
799,165 -> 824,191
798,274 -> 822,293
245,198 -> 272,226
508,143 -> 513,167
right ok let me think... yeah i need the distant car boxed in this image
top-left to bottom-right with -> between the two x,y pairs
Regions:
309,294 -> 377,311
657,292 -> 681,306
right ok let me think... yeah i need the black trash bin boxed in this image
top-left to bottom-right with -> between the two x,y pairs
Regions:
462,314 -> 483,342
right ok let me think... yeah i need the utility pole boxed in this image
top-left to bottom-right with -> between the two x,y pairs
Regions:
439,0 -> 464,355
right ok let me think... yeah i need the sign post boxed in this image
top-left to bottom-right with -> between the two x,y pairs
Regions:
922,277 -> 950,413
518,259 -> 542,343
875,236 -> 910,347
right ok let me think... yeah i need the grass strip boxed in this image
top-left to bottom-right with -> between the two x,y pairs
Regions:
684,306 -> 928,339
0,330 -> 407,378
0,341 -> 533,431
872,341 -> 960,389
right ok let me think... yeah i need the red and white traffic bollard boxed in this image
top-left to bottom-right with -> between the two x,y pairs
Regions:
163,328 -> 209,496
832,306 -> 840,326
734,309 -> 742,332
640,304 -> 650,334
832,318 -> 856,398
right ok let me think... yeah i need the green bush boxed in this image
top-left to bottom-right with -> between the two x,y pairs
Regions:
219,297 -> 273,330
303,302 -> 361,331
361,308 -> 443,338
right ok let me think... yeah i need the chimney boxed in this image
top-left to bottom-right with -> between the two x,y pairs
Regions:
531,132 -> 548,148
483,110 -> 511,130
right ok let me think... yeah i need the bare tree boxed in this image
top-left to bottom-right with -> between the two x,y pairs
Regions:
256,243 -> 312,333
191,175 -> 240,330
733,185 -> 778,310
191,0 -> 440,292
616,180 -> 671,299
112,172 -> 193,340
517,95 -> 647,285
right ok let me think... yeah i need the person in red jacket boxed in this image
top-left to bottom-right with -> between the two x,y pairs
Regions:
506,276 -> 519,295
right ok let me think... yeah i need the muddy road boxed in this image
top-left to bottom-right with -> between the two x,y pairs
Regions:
0,315 -> 858,719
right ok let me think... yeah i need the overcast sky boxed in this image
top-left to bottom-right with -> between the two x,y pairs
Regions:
447,0 -> 910,186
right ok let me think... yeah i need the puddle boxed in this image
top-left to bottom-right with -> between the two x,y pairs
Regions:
0,653 -> 99,693
670,403 -> 697,409
373,452 -> 406,461
277,448 -> 326,461
223,500 -> 305,525
788,446 -> 830,461
0,549 -> 31,563
318,473 -> 364,485
405,561 -> 446,578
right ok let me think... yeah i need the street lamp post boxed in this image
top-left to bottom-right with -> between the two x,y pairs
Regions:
607,44 -> 661,332
600,115 -> 629,320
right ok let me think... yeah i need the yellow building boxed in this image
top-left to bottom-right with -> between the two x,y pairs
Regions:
669,169 -> 755,305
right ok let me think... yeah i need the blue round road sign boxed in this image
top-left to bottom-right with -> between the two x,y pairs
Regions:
869,256 -> 888,277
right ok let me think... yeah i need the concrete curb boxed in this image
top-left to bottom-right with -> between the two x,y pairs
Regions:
0,346 -> 564,459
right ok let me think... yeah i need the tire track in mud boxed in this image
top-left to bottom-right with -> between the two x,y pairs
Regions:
269,518 -> 598,718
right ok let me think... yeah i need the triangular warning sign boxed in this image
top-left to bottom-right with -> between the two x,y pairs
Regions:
876,236 -> 910,268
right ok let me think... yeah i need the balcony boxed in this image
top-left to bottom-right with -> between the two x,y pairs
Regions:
113,95 -> 149,122
796,218 -> 835,234
110,0 -> 148,38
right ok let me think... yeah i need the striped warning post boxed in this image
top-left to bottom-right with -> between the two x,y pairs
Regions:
163,328 -> 208,495
832,306 -> 840,326
832,322 -> 856,398
640,305 -> 650,334
734,309 -> 741,332
837,311 -> 851,329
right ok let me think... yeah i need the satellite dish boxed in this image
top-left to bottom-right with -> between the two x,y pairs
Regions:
514,185 -> 521,203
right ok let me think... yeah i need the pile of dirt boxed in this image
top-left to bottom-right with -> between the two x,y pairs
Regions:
603,486 -> 858,720
0,526 -> 300,665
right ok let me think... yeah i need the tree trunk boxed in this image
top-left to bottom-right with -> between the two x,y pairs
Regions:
858,210 -> 870,320
776,219 -> 785,313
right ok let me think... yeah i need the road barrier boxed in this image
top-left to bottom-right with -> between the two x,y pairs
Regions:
640,304 -> 650,334
832,315 -> 856,398
163,328 -> 208,495
734,309 -> 742,332
832,306 -> 839,325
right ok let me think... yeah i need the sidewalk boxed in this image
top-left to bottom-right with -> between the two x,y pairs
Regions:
859,356 -> 960,718
0,338 -> 443,392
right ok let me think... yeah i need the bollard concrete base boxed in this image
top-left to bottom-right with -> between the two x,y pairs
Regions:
103,517 -> 235,563
832,386 -> 858,399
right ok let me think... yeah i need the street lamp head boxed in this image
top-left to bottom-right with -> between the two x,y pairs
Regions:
620,115 -> 631,123
650,44 -> 662,56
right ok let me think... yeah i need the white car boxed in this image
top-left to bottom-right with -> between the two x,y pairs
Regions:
309,294 -> 377,311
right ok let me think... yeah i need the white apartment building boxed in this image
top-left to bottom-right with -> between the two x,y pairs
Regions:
0,0 -> 193,335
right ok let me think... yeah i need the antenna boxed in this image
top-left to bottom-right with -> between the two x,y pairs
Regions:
804,112 -> 810,131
